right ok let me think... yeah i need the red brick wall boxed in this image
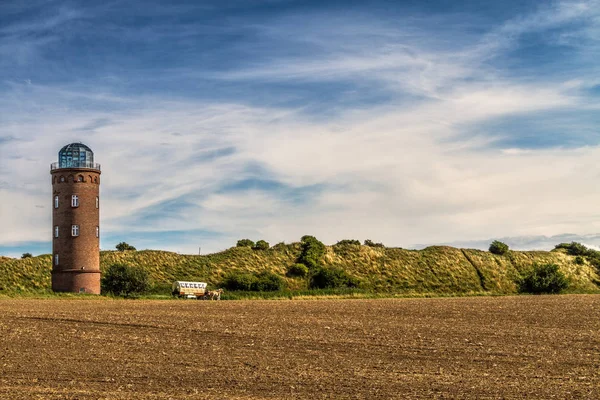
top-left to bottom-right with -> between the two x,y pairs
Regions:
51,169 -> 101,294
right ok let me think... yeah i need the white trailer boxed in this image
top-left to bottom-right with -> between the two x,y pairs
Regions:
172,281 -> 208,299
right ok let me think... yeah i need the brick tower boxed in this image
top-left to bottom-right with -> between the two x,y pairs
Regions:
50,143 -> 101,294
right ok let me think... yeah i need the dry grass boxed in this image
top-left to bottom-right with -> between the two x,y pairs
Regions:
1,244 -> 598,295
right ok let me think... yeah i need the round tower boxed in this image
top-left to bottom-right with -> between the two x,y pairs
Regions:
50,143 -> 101,294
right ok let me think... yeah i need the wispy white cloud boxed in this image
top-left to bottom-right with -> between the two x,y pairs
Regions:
2,1 -> 600,255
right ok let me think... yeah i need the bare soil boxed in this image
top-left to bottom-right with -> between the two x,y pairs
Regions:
0,295 -> 599,399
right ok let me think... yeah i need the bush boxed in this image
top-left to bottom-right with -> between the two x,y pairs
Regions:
223,272 -> 257,291
586,252 -> 600,270
335,239 -> 361,246
101,264 -> 150,297
554,242 -> 589,256
287,263 -> 309,277
309,267 -> 359,289
252,271 -> 284,291
116,242 -> 136,251
222,271 -> 284,291
21,253 -> 32,259
298,235 -> 326,269
519,263 -> 569,294
236,239 -> 255,248
253,240 -> 270,250
364,239 -> 384,248
489,240 -> 509,255
575,256 -> 585,265
271,242 -> 287,250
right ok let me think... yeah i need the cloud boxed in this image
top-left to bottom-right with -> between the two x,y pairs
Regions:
2,1 -> 600,255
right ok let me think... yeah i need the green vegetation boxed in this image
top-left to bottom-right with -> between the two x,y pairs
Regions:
309,266 -> 359,289
222,270 -> 284,292
116,242 -> 136,251
553,242 -> 600,272
287,263 -> 309,277
1,238 -> 599,298
554,242 -> 588,256
335,239 -> 361,246
519,263 -> 569,294
101,264 -> 150,297
489,240 -> 509,255
21,253 -> 32,259
253,240 -> 270,250
364,239 -> 385,248
298,235 -> 326,269
236,239 -> 255,248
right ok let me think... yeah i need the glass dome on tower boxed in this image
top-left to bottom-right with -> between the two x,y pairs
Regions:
54,143 -> 99,170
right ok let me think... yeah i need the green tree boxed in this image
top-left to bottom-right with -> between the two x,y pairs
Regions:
519,263 -> 569,294
101,264 -> 150,297
489,240 -> 509,255
222,271 -> 284,291
236,239 -> 255,248
222,272 -> 257,291
309,266 -> 359,289
253,240 -> 270,250
554,242 -> 589,256
298,235 -> 326,269
364,239 -> 385,248
335,239 -> 361,246
115,242 -> 136,251
21,253 -> 32,259
251,271 -> 284,291
287,263 -> 309,277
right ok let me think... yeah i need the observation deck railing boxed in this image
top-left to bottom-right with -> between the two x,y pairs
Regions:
50,162 -> 101,171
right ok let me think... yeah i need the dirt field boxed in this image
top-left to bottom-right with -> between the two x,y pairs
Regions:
0,296 -> 599,399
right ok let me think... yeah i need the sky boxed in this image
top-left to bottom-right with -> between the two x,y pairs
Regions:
1,0 -> 600,257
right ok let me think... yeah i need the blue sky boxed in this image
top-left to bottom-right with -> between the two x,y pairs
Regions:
1,0 -> 600,257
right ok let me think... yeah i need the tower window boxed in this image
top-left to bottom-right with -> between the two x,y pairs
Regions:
54,254 -> 59,266
54,226 -> 59,238
60,176 -> 65,183
54,196 -> 59,208
71,195 -> 79,207
78,175 -> 84,182
72,225 -> 79,237
96,197 -> 99,209
96,226 -> 99,238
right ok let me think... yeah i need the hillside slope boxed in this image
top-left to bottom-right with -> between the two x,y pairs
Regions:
0,244 -> 598,294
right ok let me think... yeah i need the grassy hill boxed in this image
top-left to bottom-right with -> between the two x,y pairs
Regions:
1,244 -> 599,296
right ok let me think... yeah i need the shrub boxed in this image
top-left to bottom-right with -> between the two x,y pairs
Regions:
309,267 -> 359,289
115,242 -> 136,251
223,272 -> 256,291
575,256 -> 585,265
489,240 -> 509,255
298,235 -> 326,269
519,263 -> 569,294
336,239 -> 361,246
271,242 -> 287,250
252,271 -> 284,291
287,263 -> 309,277
101,264 -> 150,297
586,252 -> 600,270
554,242 -> 589,256
236,239 -> 255,248
364,239 -> 385,248
21,253 -> 32,259
253,240 -> 270,250
222,271 -> 284,291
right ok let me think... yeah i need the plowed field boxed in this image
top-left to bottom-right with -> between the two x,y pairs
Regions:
0,296 -> 599,399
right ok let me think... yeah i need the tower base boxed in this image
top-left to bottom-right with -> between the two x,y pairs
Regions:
52,269 -> 101,294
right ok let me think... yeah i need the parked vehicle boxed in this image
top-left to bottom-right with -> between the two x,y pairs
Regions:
171,281 -> 207,299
